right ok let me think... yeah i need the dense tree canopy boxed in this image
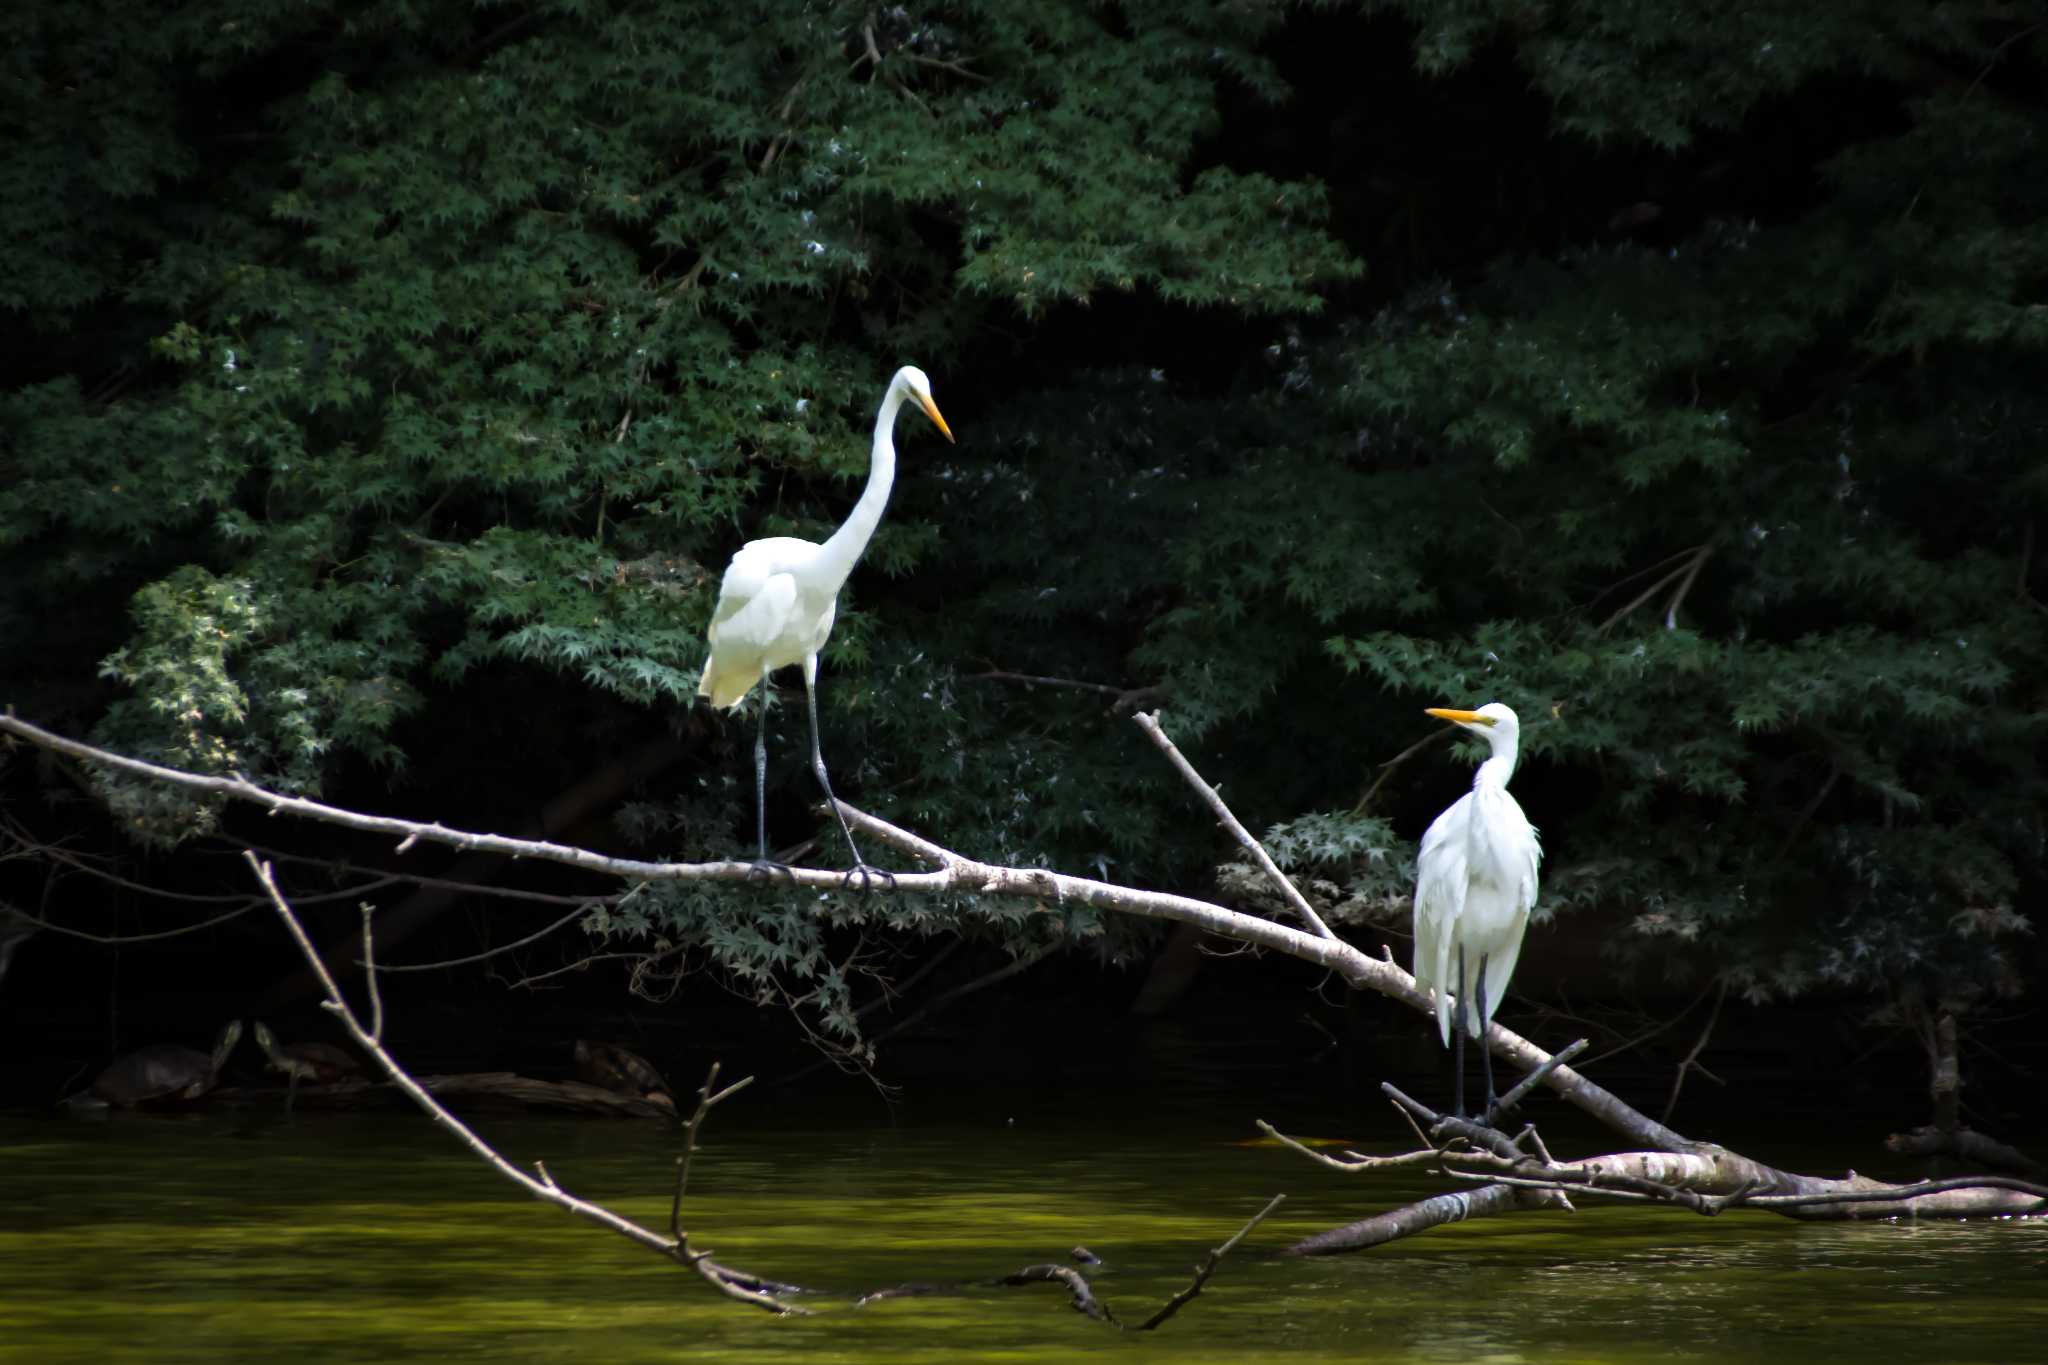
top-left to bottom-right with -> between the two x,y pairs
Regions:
3,0 -> 2043,1063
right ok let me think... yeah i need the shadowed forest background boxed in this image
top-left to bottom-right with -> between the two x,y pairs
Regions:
2,0 -> 2044,1139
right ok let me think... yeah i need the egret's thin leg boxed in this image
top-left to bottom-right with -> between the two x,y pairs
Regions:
747,672 -> 794,881
1453,943 -> 1468,1120
1476,951 -> 1499,1122
803,656 -> 893,894
754,673 -> 771,861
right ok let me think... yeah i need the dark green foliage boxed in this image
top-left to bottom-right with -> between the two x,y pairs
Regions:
3,0 -> 2044,1046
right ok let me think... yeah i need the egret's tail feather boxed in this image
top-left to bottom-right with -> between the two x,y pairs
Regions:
697,658 -> 758,710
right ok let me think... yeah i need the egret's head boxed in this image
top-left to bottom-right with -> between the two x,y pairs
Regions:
1425,702 -> 1520,746
894,365 -> 955,443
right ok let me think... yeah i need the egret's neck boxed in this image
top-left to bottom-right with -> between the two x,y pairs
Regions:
1474,735 -> 1519,791
814,384 -> 905,589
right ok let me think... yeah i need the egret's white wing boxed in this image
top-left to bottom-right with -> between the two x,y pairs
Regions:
699,573 -> 803,708
1413,793 -> 1471,1047
1463,790 -> 1542,1037
709,537 -> 821,630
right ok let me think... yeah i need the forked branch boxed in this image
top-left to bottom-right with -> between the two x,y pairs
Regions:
242,851 -> 804,1314
1269,1084 -> 2047,1256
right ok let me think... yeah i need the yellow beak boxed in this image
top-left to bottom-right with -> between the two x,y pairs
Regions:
917,392 -> 956,444
1425,707 -> 1495,727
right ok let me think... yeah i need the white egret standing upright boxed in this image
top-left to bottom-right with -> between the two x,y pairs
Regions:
1412,702 -> 1541,1119
697,365 -> 953,885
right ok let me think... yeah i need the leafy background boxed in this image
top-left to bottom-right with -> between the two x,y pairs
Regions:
2,0 -> 2043,1102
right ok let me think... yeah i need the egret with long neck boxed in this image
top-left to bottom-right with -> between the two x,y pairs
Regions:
697,366 -> 953,884
1411,702 -> 1542,1119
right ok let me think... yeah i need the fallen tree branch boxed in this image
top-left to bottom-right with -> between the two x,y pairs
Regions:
1271,1085 -> 2048,1256
243,850 -> 805,1314
1289,1183 -> 1569,1255
1885,1125 -> 2047,1178
8,712 -> 2036,1230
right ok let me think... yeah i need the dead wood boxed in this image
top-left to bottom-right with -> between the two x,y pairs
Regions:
214,1074 -> 679,1119
245,852 -> 805,1314
993,1265 -> 1115,1323
1885,1125 -> 2047,1179
4,710 -> 2039,1239
1271,1086 -> 2048,1255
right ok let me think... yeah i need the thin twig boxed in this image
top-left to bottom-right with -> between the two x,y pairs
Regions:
242,851 -> 800,1314
1135,1194 -> 1286,1331
1770,764 -> 1841,866
674,1061 -> 750,1238
1662,543 -> 1712,630
780,942 -> 1058,1088
362,901 -> 605,974
1488,1037 -> 1590,1123
360,903 -> 384,1045
962,668 -> 1166,714
1132,711 -> 1336,941
905,53 -> 988,80
1578,976 -> 1724,1071
1596,544 -> 1708,634
5,819 -> 305,905
0,899 -> 263,944
1660,981 -> 1727,1125
237,838 -> 623,909
1253,1120 -> 1450,1174
1580,543 -> 1706,613
853,939 -> 962,1020
1353,728 -> 1450,813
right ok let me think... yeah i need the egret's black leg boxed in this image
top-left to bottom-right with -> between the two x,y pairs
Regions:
803,659 -> 894,896
1453,943 -> 1468,1120
284,1066 -> 300,1118
754,677 -> 770,859
1475,951 -> 1500,1123
747,674 -> 794,882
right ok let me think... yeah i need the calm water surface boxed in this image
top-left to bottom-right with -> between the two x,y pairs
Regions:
1,1101 -> 2041,1363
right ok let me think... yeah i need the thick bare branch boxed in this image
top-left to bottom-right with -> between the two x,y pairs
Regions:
0,710 -> 1706,1154
1269,1112 -> 2047,1255
1289,1184 -> 1567,1255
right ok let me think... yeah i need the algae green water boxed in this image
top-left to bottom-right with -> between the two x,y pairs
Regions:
1,1106 -> 2042,1363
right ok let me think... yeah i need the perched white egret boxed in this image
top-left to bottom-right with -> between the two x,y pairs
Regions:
697,365 -> 953,882
1412,702 -> 1541,1118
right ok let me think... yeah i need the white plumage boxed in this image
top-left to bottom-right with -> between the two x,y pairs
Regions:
1413,702 -> 1542,1078
697,365 -> 952,873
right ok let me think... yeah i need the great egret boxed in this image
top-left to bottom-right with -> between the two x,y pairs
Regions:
697,365 -> 953,884
1412,702 -> 1541,1119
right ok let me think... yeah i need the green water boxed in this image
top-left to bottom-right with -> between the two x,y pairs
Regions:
1,1105 -> 2042,1363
